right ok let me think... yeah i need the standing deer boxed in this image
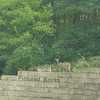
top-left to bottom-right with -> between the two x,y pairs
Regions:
57,62 -> 72,72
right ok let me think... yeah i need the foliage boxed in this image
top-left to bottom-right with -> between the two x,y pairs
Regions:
0,0 -> 55,74
72,56 -> 100,72
0,0 -> 100,74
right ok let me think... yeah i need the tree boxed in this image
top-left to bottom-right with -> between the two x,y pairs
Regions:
1,0 -> 100,74
0,0 -> 55,74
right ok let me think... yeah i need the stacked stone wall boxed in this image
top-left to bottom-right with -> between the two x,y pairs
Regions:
0,71 -> 100,100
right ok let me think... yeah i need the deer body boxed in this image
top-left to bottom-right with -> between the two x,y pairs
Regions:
58,62 -> 72,72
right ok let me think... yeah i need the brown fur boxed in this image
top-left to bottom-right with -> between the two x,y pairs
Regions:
58,62 -> 72,72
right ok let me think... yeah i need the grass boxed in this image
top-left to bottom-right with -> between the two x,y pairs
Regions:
72,56 -> 100,72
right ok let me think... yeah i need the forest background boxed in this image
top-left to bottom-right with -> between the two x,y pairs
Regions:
0,0 -> 100,74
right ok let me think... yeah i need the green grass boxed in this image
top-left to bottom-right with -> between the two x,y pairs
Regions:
72,56 -> 100,72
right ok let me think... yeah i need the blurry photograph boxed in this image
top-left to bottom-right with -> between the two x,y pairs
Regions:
0,0 -> 100,100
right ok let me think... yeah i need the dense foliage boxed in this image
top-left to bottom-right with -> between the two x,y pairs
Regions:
0,0 -> 100,74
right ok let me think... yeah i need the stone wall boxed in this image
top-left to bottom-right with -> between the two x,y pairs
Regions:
0,71 -> 100,100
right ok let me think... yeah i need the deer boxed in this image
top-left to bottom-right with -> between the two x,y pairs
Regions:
55,57 -> 72,72
58,62 -> 72,72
